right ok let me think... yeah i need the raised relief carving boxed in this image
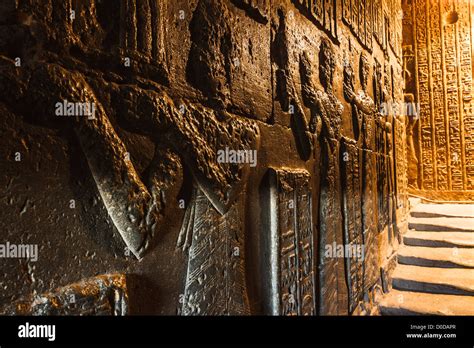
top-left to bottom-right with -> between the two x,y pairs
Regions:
272,9 -> 313,161
344,53 -> 379,293
2,0 -> 261,266
304,39 -> 347,315
0,0 -> 411,316
342,0 -> 373,52
120,0 -> 167,64
178,187 -> 250,315
291,0 -> 338,42
262,168 -> 315,315
340,140 -> 364,312
403,0 -> 473,198
187,0 -> 234,109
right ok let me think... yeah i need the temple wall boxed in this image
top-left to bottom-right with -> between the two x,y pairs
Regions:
0,0 -> 406,315
403,0 -> 474,201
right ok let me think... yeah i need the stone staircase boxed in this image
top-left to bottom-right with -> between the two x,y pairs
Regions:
379,202 -> 474,315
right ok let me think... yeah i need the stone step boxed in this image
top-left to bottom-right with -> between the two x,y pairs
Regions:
379,290 -> 474,315
404,231 -> 474,248
408,217 -> 474,232
398,245 -> 474,268
410,203 -> 474,219
392,264 -> 474,295
408,197 -> 422,209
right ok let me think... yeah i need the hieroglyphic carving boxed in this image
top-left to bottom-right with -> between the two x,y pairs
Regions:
414,0 -> 435,190
361,149 -> 378,288
266,168 -> 315,315
386,0 -> 396,56
395,116 -> 409,215
366,0 -> 374,51
342,0 -> 373,51
376,120 -> 389,230
405,94 -> 420,189
180,188 -> 250,315
389,0 -> 402,58
406,0 -> 474,197
386,120 -> 397,244
373,58 -> 383,112
340,140 -> 364,312
373,0 -> 384,49
294,173 -> 315,315
457,0 -> 474,190
119,0 -> 168,79
429,0 -> 448,190
319,138 -> 347,315
443,1 -> 463,190
291,0 -> 338,41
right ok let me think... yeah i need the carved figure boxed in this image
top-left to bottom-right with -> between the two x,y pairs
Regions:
344,53 -> 379,292
299,39 -> 346,315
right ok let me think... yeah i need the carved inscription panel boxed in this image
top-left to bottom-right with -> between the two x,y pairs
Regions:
404,0 -> 474,196
265,168 -> 316,316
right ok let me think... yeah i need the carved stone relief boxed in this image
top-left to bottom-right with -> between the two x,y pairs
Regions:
340,140 -> 364,312
312,39 -> 348,315
178,187 -> 250,315
343,53 -> 379,292
292,0 -> 338,42
271,9 -> 313,161
342,0 -> 374,51
187,0 -> 234,109
0,0 -> 408,316
262,168 -> 315,315
403,0 -> 474,199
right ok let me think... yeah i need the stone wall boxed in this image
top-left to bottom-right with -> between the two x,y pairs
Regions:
403,0 -> 474,201
0,0 -> 406,315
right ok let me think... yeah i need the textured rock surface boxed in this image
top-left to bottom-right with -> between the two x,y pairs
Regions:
403,0 -> 474,200
0,0 -> 406,315
1,274 -> 128,315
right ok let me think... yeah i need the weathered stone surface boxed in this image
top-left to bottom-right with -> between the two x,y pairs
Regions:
382,203 -> 474,316
404,231 -> 474,248
410,203 -> 474,218
403,0 -> 474,200
392,264 -> 474,296
261,168 -> 315,315
398,245 -> 474,269
408,217 -> 474,232
380,289 -> 474,316
0,0 -> 409,316
178,188 -> 250,315
340,140 -> 364,312
1,274 -> 128,315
